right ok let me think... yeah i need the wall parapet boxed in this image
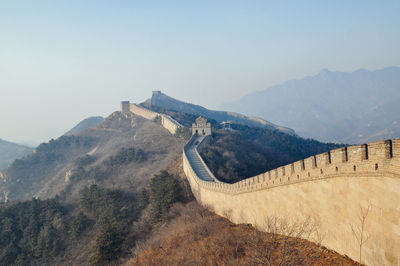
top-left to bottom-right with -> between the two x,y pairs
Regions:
184,138 -> 399,195
120,98 -> 400,265
182,136 -> 400,265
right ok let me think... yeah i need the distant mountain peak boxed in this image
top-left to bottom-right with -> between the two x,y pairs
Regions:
320,68 -> 331,73
221,66 -> 400,144
0,139 -> 33,170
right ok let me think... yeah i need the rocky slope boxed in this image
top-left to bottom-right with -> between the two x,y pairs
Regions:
128,201 -> 360,266
221,66 -> 400,144
0,138 -> 33,170
0,112 -> 184,202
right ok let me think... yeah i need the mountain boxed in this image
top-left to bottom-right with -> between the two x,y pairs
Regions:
64,116 -> 104,136
0,101 -> 356,265
221,66 -> 400,144
148,91 -> 296,135
0,138 -> 33,170
0,112 -> 184,202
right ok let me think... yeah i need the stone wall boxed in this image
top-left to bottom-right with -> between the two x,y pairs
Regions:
160,114 -> 181,135
183,138 -> 400,265
120,101 -> 182,135
128,103 -> 158,120
120,99 -> 400,265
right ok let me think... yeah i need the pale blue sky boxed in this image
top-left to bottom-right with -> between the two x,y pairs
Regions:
1,1 -> 399,145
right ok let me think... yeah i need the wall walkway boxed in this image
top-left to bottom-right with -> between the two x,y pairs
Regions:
184,135 -> 219,182
121,101 -> 400,265
183,136 -> 400,266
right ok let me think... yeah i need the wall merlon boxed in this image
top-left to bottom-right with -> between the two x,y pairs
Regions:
393,139 -> 400,158
304,156 -> 315,170
330,147 -> 346,164
277,166 -> 285,180
315,153 -> 327,168
293,160 -> 303,173
367,140 -> 390,161
347,145 -> 365,162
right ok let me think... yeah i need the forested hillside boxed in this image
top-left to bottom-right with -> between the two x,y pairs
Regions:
0,105 -> 356,265
1,135 -> 99,201
0,111 -> 185,202
143,102 -> 342,183
199,124 -> 342,183
0,110 -> 187,265
0,169 -> 188,265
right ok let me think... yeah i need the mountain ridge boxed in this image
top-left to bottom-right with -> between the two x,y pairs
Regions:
64,116 -> 105,136
221,66 -> 400,144
0,138 -> 33,170
147,91 -> 296,136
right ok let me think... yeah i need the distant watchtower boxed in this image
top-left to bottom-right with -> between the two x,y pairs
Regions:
120,101 -> 130,113
192,116 -> 211,136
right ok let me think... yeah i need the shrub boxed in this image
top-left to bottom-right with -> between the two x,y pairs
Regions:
149,171 -> 182,222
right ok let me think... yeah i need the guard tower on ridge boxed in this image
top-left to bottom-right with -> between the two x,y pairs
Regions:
192,116 -> 211,136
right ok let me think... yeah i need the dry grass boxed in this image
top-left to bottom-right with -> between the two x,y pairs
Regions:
127,201 -> 360,266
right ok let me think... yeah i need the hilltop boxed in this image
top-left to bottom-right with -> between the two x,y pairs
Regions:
221,66 -> 400,144
147,91 -> 296,135
64,116 -> 105,136
0,112 -> 184,202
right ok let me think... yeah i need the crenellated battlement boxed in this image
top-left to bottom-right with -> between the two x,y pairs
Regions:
182,137 -> 400,265
184,138 -> 399,195
120,99 -> 400,265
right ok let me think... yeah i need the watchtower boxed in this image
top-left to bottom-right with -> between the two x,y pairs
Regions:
192,116 -> 211,136
120,101 -> 130,113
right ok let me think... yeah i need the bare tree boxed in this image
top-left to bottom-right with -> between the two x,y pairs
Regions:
350,204 -> 371,264
247,215 -> 322,265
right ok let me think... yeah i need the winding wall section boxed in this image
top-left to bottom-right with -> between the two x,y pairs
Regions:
183,137 -> 400,266
121,101 -> 400,265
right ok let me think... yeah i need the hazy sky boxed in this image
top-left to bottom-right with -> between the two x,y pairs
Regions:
1,1 -> 399,145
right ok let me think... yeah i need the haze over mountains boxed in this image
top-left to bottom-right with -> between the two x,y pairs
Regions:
0,105 -> 354,265
64,116 -> 105,136
147,91 -> 295,136
0,139 -> 33,170
0,92 -> 383,264
0,112 -> 184,202
221,66 -> 400,144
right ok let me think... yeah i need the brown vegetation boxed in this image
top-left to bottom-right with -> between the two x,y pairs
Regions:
127,201 -> 360,266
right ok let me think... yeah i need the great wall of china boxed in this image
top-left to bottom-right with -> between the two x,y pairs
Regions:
122,102 -> 400,266
120,101 -> 182,134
